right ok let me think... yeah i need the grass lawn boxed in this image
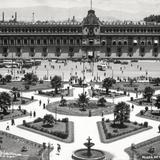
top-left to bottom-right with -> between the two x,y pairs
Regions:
131,98 -> 156,106
112,82 -> 160,92
38,88 -> 74,98
18,120 -> 74,143
125,135 -> 160,160
137,110 -> 160,122
46,100 -> 114,117
0,131 -> 43,160
0,81 -> 51,91
97,120 -> 152,143
88,89 -> 126,99
0,109 -> 29,121
13,97 -> 36,105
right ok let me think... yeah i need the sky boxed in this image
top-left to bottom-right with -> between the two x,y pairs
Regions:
0,0 -> 160,14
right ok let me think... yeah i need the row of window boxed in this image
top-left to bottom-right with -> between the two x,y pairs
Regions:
0,27 -> 82,33
101,28 -> 160,33
1,50 -> 159,58
0,38 -> 81,45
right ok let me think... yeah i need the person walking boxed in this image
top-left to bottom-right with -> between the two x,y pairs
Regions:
33,111 -> 36,117
6,123 -> 10,130
39,100 -> 42,106
11,119 -> 15,125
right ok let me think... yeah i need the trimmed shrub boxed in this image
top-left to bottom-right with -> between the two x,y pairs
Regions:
139,101 -> 142,105
106,132 -> 112,139
21,100 -> 26,104
61,118 -> 69,123
25,85 -> 30,90
23,110 -> 26,115
133,121 -> 138,125
39,80 -> 44,84
140,110 -> 144,115
144,122 -> 148,127
106,119 -> 110,123
23,120 -> 26,125
33,117 -> 43,123
130,97 -> 134,101
145,106 -> 148,112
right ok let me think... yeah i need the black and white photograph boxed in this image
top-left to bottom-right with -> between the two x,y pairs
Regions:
0,0 -> 160,160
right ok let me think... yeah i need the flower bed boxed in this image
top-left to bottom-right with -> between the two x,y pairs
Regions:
137,110 -> 160,121
97,119 -> 152,143
0,109 -> 29,121
88,89 -> 126,98
125,136 -> 160,160
0,131 -> 45,160
18,117 -> 74,143
38,88 -> 73,97
46,100 -> 114,116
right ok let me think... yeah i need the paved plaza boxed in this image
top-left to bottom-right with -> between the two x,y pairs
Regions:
0,77 -> 160,160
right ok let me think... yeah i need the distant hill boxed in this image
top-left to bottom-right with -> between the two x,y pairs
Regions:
0,6 -> 152,22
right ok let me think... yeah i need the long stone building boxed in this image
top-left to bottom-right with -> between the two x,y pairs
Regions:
0,9 -> 160,59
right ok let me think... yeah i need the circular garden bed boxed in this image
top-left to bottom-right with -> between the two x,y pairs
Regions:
46,100 -> 114,117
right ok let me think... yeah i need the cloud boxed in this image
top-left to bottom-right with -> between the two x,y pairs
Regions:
0,0 -> 159,15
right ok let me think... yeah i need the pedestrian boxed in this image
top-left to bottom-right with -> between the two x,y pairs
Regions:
30,111 -> 32,117
6,123 -> 10,130
48,98 -> 50,104
39,100 -> 41,106
11,119 -> 15,125
132,104 -> 134,111
43,103 -> 46,109
101,111 -> 104,117
33,111 -> 36,117
57,144 -> 61,152
158,124 -> 160,133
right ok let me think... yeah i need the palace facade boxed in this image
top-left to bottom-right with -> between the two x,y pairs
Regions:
0,9 -> 160,59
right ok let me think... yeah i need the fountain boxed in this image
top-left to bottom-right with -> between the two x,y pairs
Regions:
72,137 -> 107,160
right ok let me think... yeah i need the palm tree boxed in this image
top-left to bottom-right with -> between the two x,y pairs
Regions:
0,92 -> 11,115
77,92 -> 90,111
11,87 -> 19,101
113,102 -> 130,126
50,76 -> 62,94
97,97 -> 107,107
143,87 -> 155,102
43,114 -> 55,127
102,77 -> 116,95
1,77 -> 6,85
5,75 -> 12,83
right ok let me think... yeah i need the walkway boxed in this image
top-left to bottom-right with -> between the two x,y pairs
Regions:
0,87 -> 160,160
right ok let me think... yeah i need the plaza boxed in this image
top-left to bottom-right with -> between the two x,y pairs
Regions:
0,59 -> 160,160
1,1 -> 160,159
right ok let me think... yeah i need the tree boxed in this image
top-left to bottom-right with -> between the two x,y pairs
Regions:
155,95 -> 160,113
114,102 -> 130,126
102,78 -> 116,95
50,76 -> 62,94
128,78 -> 135,87
23,73 -> 38,85
11,87 -> 19,101
97,97 -> 107,106
5,75 -> 12,83
1,77 -> 6,85
43,114 -> 55,127
78,77 -> 83,86
0,92 -> 11,114
59,98 -> 67,106
143,87 -> 155,102
77,92 -> 90,111
152,78 -> 160,86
